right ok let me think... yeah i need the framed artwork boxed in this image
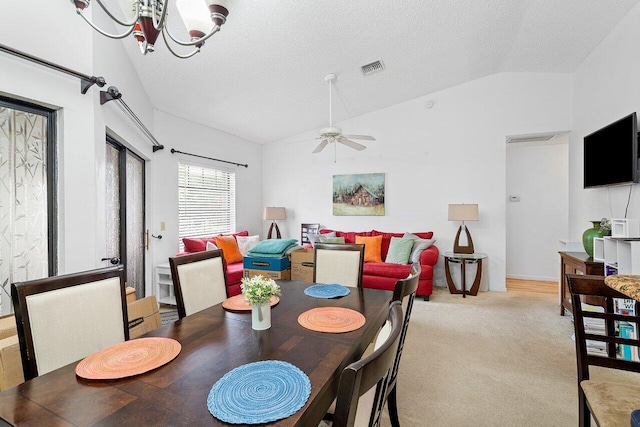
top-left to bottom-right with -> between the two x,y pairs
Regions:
333,173 -> 385,216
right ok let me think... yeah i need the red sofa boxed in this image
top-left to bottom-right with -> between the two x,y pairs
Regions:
319,229 -> 438,300
181,231 -> 248,297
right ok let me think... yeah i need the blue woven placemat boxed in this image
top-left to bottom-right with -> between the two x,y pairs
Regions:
304,284 -> 351,299
207,360 -> 311,424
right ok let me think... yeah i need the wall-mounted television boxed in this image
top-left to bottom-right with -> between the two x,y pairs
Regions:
584,112 -> 638,188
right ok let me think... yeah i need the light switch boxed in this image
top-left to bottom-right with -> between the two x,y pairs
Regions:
160,221 -> 166,231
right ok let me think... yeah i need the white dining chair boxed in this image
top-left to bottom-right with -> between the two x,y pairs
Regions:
169,249 -> 228,318
11,265 -> 129,380
313,243 -> 365,288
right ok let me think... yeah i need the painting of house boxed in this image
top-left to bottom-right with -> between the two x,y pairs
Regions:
333,173 -> 385,216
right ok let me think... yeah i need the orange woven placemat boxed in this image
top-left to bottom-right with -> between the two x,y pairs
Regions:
222,295 -> 280,311
75,337 -> 181,380
297,307 -> 365,333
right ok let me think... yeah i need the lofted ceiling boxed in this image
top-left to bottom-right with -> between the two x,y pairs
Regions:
115,0 -> 640,144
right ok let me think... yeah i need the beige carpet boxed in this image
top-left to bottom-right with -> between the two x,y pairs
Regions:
383,287 -> 640,427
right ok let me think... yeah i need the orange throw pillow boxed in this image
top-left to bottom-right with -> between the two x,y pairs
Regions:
355,235 -> 383,263
214,235 -> 243,264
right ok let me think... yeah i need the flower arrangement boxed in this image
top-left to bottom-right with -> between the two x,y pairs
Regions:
599,218 -> 612,235
241,275 -> 281,306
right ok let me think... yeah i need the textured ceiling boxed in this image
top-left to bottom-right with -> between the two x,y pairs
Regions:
117,0 -> 640,144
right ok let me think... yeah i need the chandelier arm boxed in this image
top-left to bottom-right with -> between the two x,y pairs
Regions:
76,12 -> 137,39
93,0 -> 140,27
152,0 -> 169,31
163,24 -> 220,47
161,30 -> 201,58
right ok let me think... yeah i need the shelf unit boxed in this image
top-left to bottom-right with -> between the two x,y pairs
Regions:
603,237 -> 640,276
155,262 -> 176,305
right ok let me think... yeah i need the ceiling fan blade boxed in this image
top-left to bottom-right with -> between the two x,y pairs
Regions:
338,137 -> 366,151
342,134 -> 376,141
312,139 -> 329,153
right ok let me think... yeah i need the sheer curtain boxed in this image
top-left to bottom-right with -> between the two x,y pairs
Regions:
0,106 -> 49,314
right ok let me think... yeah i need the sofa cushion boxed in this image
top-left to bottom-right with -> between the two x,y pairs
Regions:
356,235 -> 383,262
215,235 -> 243,264
403,232 -> 437,263
226,262 -> 244,287
236,235 -> 259,255
385,237 -> 414,264
319,236 -> 345,244
183,236 -> 218,252
364,262 -> 433,280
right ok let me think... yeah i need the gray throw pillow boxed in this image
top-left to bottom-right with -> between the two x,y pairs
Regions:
309,231 -> 335,247
385,237 -> 414,264
319,236 -> 345,244
403,232 -> 436,263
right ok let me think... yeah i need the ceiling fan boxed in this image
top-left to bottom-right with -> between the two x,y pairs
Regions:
312,73 -> 376,154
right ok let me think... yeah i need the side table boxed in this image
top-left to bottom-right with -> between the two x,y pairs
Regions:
443,251 -> 488,297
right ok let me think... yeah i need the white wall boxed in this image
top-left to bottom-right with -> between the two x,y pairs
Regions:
150,111 -> 263,269
506,137 -> 569,281
570,2 -> 640,239
264,73 -> 572,291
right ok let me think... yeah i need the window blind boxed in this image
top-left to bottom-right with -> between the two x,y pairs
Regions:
178,163 -> 236,251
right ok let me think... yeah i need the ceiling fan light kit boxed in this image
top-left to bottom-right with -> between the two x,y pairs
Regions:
312,73 -> 376,155
71,0 -> 233,59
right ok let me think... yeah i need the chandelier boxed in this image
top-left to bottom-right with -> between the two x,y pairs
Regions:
71,0 -> 232,59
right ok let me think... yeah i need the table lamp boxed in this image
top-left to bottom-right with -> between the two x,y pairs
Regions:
448,203 -> 479,254
264,207 -> 286,239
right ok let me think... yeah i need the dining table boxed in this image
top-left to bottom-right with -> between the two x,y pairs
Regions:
0,280 -> 392,426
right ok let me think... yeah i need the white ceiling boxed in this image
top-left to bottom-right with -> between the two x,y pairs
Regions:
118,0 -> 640,144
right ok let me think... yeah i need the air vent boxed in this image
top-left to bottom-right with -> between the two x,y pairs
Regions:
506,132 -> 558,144
361,60 -> 385,76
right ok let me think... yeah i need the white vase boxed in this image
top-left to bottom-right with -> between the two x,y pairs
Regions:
251,303 -> 271,330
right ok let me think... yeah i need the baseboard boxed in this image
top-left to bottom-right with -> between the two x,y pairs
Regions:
506,274 -> 557,282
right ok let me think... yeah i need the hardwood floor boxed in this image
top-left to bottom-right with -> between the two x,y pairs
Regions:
506,278 -> 558,295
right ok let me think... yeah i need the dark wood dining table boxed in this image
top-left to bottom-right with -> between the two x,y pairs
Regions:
0,280 -> 392,426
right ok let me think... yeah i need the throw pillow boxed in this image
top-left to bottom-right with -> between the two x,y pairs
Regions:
355,235 -> 383,263
236,235 -> 260,256
310,231 -> 334,247
214,235 -> 243,264
385,237 -> 414,265
182,237 -> 209,252
403,232 -> 436,263
205,241 -> 218,251
319,236 -> 345,244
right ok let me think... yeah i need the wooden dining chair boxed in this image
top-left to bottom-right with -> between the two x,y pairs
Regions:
385,262 -> 421,427
332,301 -> 403,427
11,265 -> 129,380
567,274 -> 640,427
313,243 -> 365,288
169,249 -> 228,319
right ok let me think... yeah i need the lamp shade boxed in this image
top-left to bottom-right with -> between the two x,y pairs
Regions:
448,204 -> 479,221
264,207 -> 286,221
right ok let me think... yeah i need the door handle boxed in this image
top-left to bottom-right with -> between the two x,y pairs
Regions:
101,257 -> 120,265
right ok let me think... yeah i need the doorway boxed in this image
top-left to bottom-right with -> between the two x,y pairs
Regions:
105,136 -> 146,298
506,135 -> 569,285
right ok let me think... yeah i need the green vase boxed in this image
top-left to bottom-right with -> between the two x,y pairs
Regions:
582,221 -> 607,257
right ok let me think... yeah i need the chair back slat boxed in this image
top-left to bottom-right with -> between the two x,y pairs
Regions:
11,265 -> 128,380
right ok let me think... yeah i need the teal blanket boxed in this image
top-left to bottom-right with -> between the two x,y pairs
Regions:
247,239 -> 299,258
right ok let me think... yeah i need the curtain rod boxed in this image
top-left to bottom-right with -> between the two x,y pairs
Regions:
170,148 -> 248,168
0,43 -> 163,152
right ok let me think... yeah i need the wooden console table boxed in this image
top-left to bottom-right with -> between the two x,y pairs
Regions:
559,251 -> 604,316
443,251 -> 487,297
